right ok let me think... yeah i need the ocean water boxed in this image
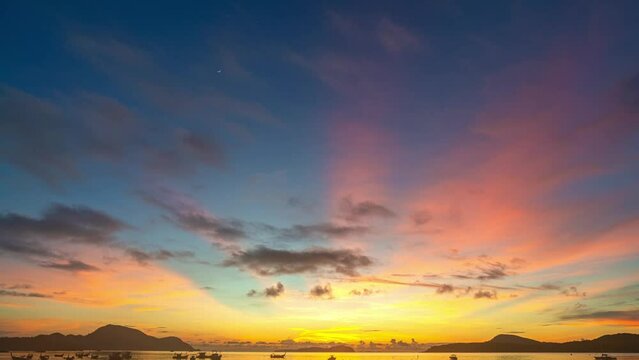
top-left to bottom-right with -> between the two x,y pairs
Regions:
2,353 -> 639,360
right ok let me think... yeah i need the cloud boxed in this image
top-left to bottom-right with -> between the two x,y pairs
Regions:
339,197 -> 396,222
0,203 -> 127,260
411,210 -> 432,226
0,289 -> 51,298
223,246 -> 373,276
126,248 -> 195,265
140,189 -> 246,249
560,309 -> 639,322
146,129 -> 225,175
453,257 -> 524,281
277,223 -> 369,240
474,289 -> 497,299
349,288 -> 377,296
247,282 -> 285,298
310,284 -> 333,299
561,286 -> 587,297
436,284 -> 455,294
377,18 -> 422,54
39,259 -> 100,272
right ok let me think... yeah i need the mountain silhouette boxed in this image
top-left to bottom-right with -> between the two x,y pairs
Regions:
426,333 -> 639,352
0,324 -> 194,351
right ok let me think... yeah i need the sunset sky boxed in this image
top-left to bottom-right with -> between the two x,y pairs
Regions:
1,0 -> 639,348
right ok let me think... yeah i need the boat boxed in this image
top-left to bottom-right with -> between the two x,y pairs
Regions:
40,355 -> 50,360
11,353 -> 30,360
211,354 -> 221,360
172,354 -> 189,360
450,355 -> 458,360
328,356 -> 336,360
64,355 -> 75,360
270,354 -> 286,359
594,355 -> 616,360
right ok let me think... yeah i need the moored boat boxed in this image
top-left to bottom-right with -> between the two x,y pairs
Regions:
270,354 -> 285,359
594,355 -> 616,360
328,356 -> 336,360
11,353 -> 30,360
450,355 -> 458,360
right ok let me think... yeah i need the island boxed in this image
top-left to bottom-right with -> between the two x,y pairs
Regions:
425,333 -> 639,353
0,324 -> 194,351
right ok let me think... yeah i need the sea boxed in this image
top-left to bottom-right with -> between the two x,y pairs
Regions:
2,353 -> 639,360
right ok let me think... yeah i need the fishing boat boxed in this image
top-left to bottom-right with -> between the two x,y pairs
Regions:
450,355 -> 458,360
328,356 -> 336,360
172,353 -> 189,360
594,355 -> 616,360
270,354 -> 286,359
11,353 -> 30,360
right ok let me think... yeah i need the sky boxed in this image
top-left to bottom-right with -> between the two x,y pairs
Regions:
1,0 -> 639,349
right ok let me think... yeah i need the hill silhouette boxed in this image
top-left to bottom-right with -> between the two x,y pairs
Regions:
426,333 -> 639,353
0,324 -> 193,351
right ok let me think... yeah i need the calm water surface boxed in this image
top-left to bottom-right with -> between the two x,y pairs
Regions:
3,353 -> 639,360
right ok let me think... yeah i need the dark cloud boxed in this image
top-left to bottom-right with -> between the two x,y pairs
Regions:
39,259 -> 100,272
411,210 -> 432,226
278,223 -> 369,240
0,204 -> 127,264
0,203 -> 126,246
436,284 -> 455,294
454,257 -> 524,281
126,248 -> 195,265
517,283 -> 585,297
310,284 -> 333,299
140,189 -> 246,248
0,289 -> 51,298
0,283 -> 31,290
474,289 -> 497,299
223,246 -> 373,276
560,309 -> 639,321
0,84 -> 226,187
561,286 -> 586,297
350,288 -> 377,296
339,197 -> 395,222
247,282 -> 285,298
146,129 -> 225,175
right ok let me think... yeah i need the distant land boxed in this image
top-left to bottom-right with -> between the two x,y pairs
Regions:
278,345 -> 355,352
426,333 -> 639,353
0,324 -> 194,351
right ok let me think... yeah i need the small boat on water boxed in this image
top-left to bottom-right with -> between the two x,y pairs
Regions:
594,355 -> 616,360
63,355 -> 75,360
172,353 -> 189,360
270,354 -> 286,359
40,354 -> 50,360
450,355 -> 458,360
11,353 -> 30,360
328,356 -> 336,360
